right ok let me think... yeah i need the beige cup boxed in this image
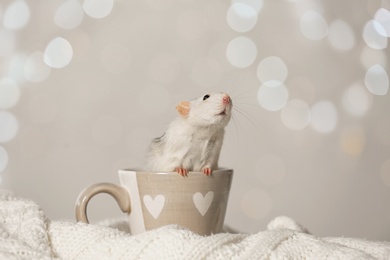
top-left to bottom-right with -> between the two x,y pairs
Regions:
75,168 -> 233,235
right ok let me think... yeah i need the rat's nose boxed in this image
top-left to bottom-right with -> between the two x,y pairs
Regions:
222,94 -> 230,104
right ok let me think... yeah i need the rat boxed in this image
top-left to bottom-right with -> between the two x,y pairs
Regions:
146,92 -> 232,176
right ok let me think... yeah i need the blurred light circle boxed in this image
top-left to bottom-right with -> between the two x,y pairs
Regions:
226,36 -> 257,68
364,64 -> 389,96
342,83 -> 372,117
0,111 -> 18,143
241,189 -> 272,220
24,52 -> 51,82
374,8 -> 390,37
257,84 -> 288,111
359,46 -> 387,70
328,20 -> 355,51
138,86 -> 170,116
380,158 -> 390,187
7,54 -> 28,84
0,146 -> 8,172
310,101 -> 338,133
3,0 -> 30,30
257,56 -> 288,86
55,0 -> 84,29
0,29 -> 16,57
227,3 -> 258,33
44,37 -> 73,69
192,57 -> 222,88
149,54 -> 181,85
255,154 -> 285,185
0,78 -> 20,109
28,94 -> 58,124
340,126 -> 365,157
281,99 -> 311,130
100,43 -> 131,74
92,116 -> 124,146
231,0 -> 263,13
83,0 -> 113,19
300,11 -> 328,40
363,20 -> 388,50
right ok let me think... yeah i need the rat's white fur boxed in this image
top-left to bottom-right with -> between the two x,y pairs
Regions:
146,92 -> 232,173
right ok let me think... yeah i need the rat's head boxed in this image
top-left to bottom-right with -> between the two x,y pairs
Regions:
176,92 -> 232,128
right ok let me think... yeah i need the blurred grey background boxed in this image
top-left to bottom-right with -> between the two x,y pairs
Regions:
1,0 -> 390,240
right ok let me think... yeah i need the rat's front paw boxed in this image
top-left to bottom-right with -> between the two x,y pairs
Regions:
202,167 -> 212,176
174,167 -> 188,177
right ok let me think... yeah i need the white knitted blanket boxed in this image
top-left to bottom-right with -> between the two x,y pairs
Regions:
1,190 -> 390,259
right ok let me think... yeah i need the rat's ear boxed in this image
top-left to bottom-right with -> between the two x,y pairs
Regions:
176,101 -> 191,118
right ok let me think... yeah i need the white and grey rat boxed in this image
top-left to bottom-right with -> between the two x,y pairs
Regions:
146,92 -> 232,176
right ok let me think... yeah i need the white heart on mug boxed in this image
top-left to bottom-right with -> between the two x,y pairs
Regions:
193,191 -> 214,216
143,195 -> 165,219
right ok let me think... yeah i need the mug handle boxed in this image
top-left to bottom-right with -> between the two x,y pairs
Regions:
75,183 -> 131,223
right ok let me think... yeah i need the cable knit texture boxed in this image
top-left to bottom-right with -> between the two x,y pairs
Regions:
1,189 -> 390,259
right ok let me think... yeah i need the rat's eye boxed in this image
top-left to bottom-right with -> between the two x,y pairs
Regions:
203,94 -> 210,100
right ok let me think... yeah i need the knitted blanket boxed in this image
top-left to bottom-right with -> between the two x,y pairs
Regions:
1,190 -> 390,259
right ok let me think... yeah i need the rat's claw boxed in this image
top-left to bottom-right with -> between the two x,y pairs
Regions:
202,167 -> 212,176
175,168 -> 188,177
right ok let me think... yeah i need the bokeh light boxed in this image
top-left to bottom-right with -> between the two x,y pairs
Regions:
254,154 -> 285,185
92,116 -> 124,146
83,0 -> 113,19
226,36 -> 257,68
256,56 -> 288,86
149,54 -> 180,85
44,37 -> 73,69
310,101 -> 338,133
241,189 -> 273,220
192,57 -> 222,88
364,64 -> 389,96
231,0 -> 263,13
0,78 -> 20,109
3,0 -> 30,30
342,83 -> 372,117
0,111 -> 19,143
328,19 -> 355,51
55,0 -> 84,30
363,20 -> 388,50
0,146 -> 8,173
257,84 -> 289,111
7,54 -> 28,84
300,11 -> 328,40
23,52 -> 52,82
138,86 -> 170,116
340,126 -> 365,157
100,43 -> 131,74
281,99 -> 311,130
380,158 -> 390,187
227,2 -> 258,33
374,8 -> 390,37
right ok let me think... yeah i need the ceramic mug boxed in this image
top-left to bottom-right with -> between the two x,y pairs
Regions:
75,168 -> 233,235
